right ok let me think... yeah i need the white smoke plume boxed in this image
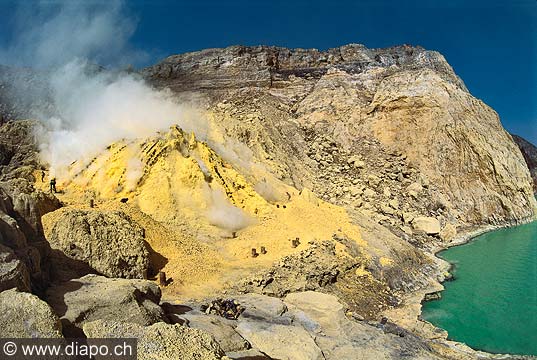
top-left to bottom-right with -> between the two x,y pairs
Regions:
1,0 -> 264,233
37,61 -> 207,178
124,155 -> 145,193
254,178 -> 285,203
206,187 -> 254,232
1,1 -> 208,178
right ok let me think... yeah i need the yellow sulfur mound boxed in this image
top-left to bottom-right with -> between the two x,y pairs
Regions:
39,125 -> 370,300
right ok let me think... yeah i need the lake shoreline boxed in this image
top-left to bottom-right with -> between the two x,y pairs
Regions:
382,215 -> 537,359
419,215 -> 537,359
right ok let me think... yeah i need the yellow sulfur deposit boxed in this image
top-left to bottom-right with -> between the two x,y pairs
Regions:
39,124 -> 370,300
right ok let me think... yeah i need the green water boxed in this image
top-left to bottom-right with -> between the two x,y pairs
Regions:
422,221 -> 537,356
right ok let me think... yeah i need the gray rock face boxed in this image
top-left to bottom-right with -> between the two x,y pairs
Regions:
0,120 -> 42,181
143,44 -> 466,93
46,274 -> 166,337
177,291 -> 440,360
47,209 -> 150,280
0,288 -> 63,338
0,178 -> 61,243
0,181 -> 57,292
0,243 -> 30,292
83,320 -> 224,360
512,134 -> 537,193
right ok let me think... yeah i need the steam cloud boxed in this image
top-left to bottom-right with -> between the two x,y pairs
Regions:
1,1 -> 207,178
38,61 -> 207,177
206,187 -> 254,232
1,1 -> 264,233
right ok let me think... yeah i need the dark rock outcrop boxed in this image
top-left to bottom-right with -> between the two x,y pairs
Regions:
0,243 -> 30,292
512,134 -> 537,193
0,120 -> 42,181
0,181 -> 59,292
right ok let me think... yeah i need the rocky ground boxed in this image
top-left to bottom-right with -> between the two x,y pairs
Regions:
0,44 -> 536,359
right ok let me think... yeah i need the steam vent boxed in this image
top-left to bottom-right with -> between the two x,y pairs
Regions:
0,1 -> 536,359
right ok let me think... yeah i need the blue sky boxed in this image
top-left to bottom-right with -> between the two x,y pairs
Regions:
1,0 -> 536,143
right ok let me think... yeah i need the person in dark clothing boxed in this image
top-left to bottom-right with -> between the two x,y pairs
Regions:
50,178 -> 57,193
41,170 -> 45,182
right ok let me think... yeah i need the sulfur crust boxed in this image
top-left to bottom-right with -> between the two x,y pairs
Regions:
39,124 -> 373,301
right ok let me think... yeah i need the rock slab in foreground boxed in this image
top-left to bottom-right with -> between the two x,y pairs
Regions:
0,288 -> 62,338
83,320 -> 225,360
178,291 -> 441,360
412,216 -> 441,235
46,274 -> 166,337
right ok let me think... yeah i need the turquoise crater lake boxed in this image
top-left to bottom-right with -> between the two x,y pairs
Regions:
422,221 -> 537,356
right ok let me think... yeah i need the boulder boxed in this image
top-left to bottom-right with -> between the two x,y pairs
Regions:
349,186 -> 362,197
347,155 -> 366,169
83,320 -> 224,360
0,288 -> 62,338
234,293 -> 288,322
363,188 -> 376,198
412,217 -> 441,235
285,291 -> 345,328
402,212 -> 415,224
380,204 -> 395,215
46,274 -> 166,337
46,209 -> 150,279
388,199 -> 399,209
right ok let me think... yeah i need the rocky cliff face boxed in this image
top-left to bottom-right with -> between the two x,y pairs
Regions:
144,44 -> 536,229
142,44 -> 467,93
0,44 -> 535,359
512,134 -> 537,193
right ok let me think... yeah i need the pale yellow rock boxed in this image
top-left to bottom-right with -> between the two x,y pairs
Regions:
439,223 -> 457,242
402,212 -> 415,224
406,182 -> 423,194
369,69 -> 536,224
235,322 -> 323,360
412,216 -> 441,235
